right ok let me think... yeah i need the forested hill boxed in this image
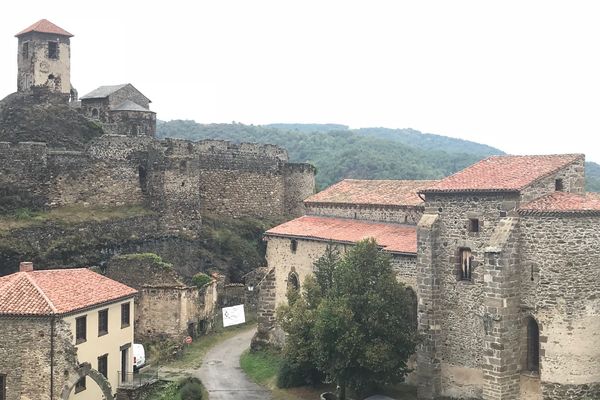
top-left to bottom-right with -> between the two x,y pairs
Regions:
156,121 -> 600,192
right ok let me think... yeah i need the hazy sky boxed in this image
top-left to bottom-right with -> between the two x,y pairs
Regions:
1,1 -> 599,162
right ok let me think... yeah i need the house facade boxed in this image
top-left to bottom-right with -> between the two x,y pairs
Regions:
0,262 -> 137,400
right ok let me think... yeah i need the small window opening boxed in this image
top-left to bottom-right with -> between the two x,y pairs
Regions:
75,376 -> 86,393
48,74 -> 55,80
555,179 -> 564,191
288,272 -> 300,291
138,165 -> 148,194
500,210 -> 507,217
22,42 -> 29,58
459,248 -> 473,281
48,41 -> 58,59
526,317 -> 540,373
91,108 -> 99,118
406,288 -> 418,331
290,239 -> 298,253
469,218 -> 480,232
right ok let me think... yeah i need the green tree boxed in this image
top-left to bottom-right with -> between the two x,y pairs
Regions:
278,239 -> 419,399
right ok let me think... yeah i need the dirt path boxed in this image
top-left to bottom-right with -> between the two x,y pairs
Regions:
196,328 -> 272,400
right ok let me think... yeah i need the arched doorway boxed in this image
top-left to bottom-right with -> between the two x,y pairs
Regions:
526,317 -> 540,373
61,363 -> 113,400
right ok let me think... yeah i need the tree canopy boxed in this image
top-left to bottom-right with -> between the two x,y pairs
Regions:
277,240 -> 419,399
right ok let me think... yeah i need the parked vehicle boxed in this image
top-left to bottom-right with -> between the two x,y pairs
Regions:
133,343 -> 146,371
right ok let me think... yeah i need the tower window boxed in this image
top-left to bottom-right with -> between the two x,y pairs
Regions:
48,41 -> 58,59
290,239 -> 298,253
459,248 -> 473,281
555,179 -> 564,191
469,218 -> 480,232
22,42 -> 29,58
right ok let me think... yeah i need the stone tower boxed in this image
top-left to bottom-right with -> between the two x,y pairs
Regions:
15,19 -> 73,96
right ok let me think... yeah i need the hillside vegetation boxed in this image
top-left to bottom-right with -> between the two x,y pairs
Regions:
157,121 -> 600,192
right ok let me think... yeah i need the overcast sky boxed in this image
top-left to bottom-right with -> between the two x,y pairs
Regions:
1,1 -> 599,163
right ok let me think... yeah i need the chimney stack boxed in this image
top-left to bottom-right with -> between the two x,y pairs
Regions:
19,261 -> 34,272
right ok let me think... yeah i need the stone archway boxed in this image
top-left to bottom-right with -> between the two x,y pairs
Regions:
61,362 -> 114,400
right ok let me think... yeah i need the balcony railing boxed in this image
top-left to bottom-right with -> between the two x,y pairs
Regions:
117,368 -> 159,388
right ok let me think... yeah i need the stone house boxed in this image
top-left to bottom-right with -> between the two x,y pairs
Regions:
0,262 -> 137,400
255,155 -> 600,400
80,84 -> 156,137
105,255 -> 218,342
252,179 -> 433,348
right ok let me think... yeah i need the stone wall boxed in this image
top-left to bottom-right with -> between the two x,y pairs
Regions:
107,85 -> 150,109
519,156 -> 585,203
518,213 -> 600,399
305,203 -> 423,224
284,163 -> 316,217
109,110 -> 156,137
0,316 -> 78,400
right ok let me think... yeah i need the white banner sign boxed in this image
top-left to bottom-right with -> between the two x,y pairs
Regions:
222,304 -> 246,327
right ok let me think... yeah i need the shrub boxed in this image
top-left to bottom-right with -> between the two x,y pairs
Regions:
178,377 -> 203,400
192,272 -> 212,288
276,358 -> 323,388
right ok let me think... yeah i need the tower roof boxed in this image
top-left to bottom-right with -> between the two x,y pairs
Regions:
15,19 -> 73,38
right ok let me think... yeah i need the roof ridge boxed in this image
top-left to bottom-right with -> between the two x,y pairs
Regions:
23,272 -> 58,313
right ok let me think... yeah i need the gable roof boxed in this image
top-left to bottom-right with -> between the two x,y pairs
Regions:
421,154 -> 583,193
519,192 -> 600,216
80,84 -> 129,100
305,179 -> 437,207
113,100 -> 152,112
16,19 -> 73,37
0,268 -> 137,316
265,216 -> 416,254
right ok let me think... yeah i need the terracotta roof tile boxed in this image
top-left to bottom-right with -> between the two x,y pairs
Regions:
305,179 -> 437,207
16,19 -> 73,37
0,268 -> 136,316
265,216 -> 416,254
422,154 -> 583,193
519,192 -> 600,214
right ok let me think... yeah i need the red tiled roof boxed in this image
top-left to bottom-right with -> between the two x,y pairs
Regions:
265,216 -> 416,254
305,179 -> 437,207
15,19 -> 73,37
421,154 -> 583,193
519,192 -> 600,215
0,268 -> 136,316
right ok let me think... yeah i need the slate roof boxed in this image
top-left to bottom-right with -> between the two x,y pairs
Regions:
305,179 -> 437,207
113,100 -> 152,112
80,84 -> 129,100
0,268 -> 137,316
265,216 -> 416,254
421,154 -> 583,193
16,19 -> 73,37
519,192 -> 600,215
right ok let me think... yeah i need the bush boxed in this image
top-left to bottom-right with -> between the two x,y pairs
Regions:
276,358 -> 323,388
178,377 -> 203,400
192,272 -> 212,288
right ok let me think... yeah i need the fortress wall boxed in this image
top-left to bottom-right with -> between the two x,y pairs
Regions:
283,163 -> 316,218
0,141 -> 49,210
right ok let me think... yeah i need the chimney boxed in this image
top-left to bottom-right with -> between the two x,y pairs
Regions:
19,261 -> 34,272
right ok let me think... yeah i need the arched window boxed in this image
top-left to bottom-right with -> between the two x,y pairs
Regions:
91,108 -> 99,118
288,272 -> 300,292
526,317 -> 540,373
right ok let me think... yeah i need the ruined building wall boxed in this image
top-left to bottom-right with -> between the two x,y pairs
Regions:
519,213 -> 600,399
305,203 -> 423,224
109,110 -> 156,137
419,192 -> 521,399
0,317 -> 78,400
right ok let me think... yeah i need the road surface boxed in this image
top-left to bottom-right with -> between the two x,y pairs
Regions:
197,328 -> 273,400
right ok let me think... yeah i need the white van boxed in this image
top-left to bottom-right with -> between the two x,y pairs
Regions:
133,343 -> 146,371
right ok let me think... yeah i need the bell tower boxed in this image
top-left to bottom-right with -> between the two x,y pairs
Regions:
15,19 -> 73,95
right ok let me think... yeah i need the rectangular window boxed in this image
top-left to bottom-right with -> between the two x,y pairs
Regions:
98,354 -> 108,379
459,248 -> 473,281
469,218 -> 480,233
48,41 -> 58,59
555,179 -> 564,191
98,309 -> 108,336
121,302 -> 130,328
22,42 -> 29,58
290,239 -> 298,253
74,376 -> 86,393
0,374 -> 6,400
75,316 -> 87,344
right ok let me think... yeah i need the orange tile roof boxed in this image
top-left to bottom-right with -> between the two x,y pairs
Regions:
519,192 -> 600,215
15,19 -> 73,37
0,268 -> 136,316
265,216 -> 416,254
305,179 -> 437,207
421,154 -> 583,193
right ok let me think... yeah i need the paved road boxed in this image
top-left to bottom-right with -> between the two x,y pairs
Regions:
197,328 -> 273,400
